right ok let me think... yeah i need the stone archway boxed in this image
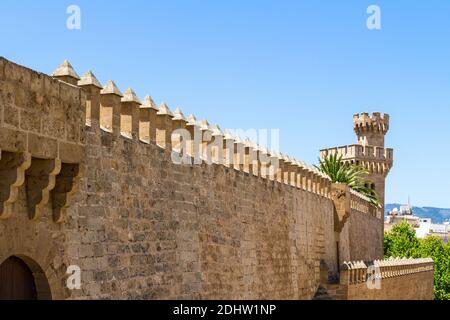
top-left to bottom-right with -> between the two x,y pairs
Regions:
0,255 -> 52,300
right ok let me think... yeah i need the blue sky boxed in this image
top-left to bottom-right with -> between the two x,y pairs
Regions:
1,1 -> 450,207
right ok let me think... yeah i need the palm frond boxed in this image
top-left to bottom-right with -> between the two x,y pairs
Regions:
316,154 -> 382,208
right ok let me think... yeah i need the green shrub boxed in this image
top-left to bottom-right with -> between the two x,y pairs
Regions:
384,222 -> 450,300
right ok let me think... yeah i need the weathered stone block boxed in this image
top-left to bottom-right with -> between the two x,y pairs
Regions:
4,60 -> 32,85
30,72 -> 44,93
27,133 -> 57,159
66,122 -> 80,143
58,141 -> 85,164
42,118 -> 65,139
79,245 -> 95,258
60,84 -> 81,105
0,127 -> 26,152
3,104 -> 19,128
43,76 -> 60,97
20,109 -> 41,133
14,85 -> 33,110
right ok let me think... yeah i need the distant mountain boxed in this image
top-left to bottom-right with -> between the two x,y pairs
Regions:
385,204 -> 450,224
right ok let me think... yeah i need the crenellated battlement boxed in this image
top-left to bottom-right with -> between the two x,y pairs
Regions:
320,144 -> 393,175
0,57 -> 339,222
320,144 -> 393,162
353,112 -> 389,136
1,58 -> 391,220
352,112 -> 389,147
49,59 -> 334,199
341,258 -> 434,285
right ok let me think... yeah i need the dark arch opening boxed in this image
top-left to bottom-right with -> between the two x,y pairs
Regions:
0,256 -> 52,300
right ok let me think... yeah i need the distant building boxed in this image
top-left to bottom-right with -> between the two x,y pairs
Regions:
385,204 -> 420,230
428,222 -> 449,243
416,218 -> 432,238
385,205 -> 450,243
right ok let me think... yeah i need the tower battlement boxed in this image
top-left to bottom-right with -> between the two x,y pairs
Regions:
320,144 -> 393,175
353,112 -> 389,134
353,112 -> 389,147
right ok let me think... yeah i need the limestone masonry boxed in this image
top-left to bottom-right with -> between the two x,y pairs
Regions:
0,58 -> 434,300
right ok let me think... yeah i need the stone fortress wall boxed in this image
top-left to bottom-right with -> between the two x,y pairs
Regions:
0,57 -> 434,300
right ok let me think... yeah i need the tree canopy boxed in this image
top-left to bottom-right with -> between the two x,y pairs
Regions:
384,222 -> 450,300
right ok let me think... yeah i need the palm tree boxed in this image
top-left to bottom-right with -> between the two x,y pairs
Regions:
316,154 -> 381,208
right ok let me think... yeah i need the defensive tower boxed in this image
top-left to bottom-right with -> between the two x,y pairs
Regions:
320,112 -> 394,220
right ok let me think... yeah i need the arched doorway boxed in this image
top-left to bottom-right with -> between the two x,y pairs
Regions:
0,256 -> 52,300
